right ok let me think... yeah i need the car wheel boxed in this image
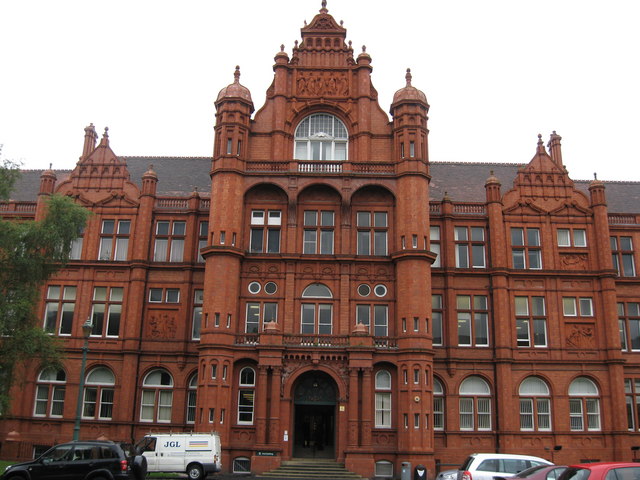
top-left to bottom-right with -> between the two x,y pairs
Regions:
131,455 -> 148,480
187,463 -> 204,480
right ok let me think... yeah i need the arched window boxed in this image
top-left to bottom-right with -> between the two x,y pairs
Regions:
301,284 -> 333,334
459,376 -> 491,431
237,367 -> 256,425
569,377 -> 601,431
519,376 -> 551,431
294,113 -> 348,161
83,367 -> 115,420
433,378 -> 445,430
375,370 -> 392,428
140,369 -> 173,423
34,367 -> 66,418
186,373 -> 197,424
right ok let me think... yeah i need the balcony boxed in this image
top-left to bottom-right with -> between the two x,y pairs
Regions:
233,333 -> 397,349
243,160 -> 396,176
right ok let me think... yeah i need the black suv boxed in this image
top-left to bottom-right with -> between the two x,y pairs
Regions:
1,440 -> 146,480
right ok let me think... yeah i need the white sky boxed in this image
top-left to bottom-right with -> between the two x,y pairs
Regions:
1,0 -> 638,182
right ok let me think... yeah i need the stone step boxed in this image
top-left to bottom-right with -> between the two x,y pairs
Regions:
254,459 -> 366,480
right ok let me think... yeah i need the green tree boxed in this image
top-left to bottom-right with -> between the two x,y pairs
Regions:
0,158 -> 90,414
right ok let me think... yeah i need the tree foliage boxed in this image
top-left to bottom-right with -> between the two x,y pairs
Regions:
0,161 -> 90,414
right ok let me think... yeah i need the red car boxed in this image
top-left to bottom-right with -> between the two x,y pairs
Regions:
558,463 -> 640,480
495,464 -> 568,480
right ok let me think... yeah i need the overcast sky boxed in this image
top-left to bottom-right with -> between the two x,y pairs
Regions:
1,0 -> 638,183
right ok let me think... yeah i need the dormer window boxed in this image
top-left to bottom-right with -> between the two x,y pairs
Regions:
294,113 -> 348,161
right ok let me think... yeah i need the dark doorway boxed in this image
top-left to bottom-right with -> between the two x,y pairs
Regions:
292,372 -> 336,459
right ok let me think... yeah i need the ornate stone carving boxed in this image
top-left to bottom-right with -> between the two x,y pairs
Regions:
560,253 -> 588,270
296,71 -> 349,97
566,324 -> 594,349
147,312 -> 177,339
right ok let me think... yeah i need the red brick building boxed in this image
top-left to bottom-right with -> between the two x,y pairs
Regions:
2,3 -> 640,478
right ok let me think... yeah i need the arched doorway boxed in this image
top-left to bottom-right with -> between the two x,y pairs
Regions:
293,371 -> 337,459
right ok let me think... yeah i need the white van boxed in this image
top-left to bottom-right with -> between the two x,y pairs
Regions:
136,432 -> 222,480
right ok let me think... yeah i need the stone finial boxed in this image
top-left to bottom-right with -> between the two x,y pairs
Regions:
405,68 -> 412,87
320,0 -> 328,13
233,65 -> 240,83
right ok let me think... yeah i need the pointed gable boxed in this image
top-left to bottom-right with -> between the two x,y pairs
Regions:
55,125 -> 140,207
248,1 -> 392,162
502,133 -> 590,215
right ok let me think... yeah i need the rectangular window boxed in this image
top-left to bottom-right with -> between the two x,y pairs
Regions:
90,287 -> 124,337
153,220 -> 186,262
557,228 -> 587,247
456,295 -> 489,346
43,285 -> 76,335
187,390 -> 196,424
192,290 -> 203,340
455,226 -> 486,268
34,385 -> 65,417
357,211 -> 388,256
245,302 -> 278,333
625,379 -> 640,431
515,296 -> 547,347
563,297 -> 594,317
432,294 -> 443,346
166,288 -> 180,303
197,221 -> 208,262
611,236 -> 636,277
375,392 -> 392,428
238,389 -> 255,424
303,210 -> 334,254
98,219 -> 130,261
620,303 -> 640,351
433,396 -> 444,430
249,210 -> 281,253
430,226 -> 441,267
301,304 -> 332,334
69,228 -> 84,260
511,227 -> 542,269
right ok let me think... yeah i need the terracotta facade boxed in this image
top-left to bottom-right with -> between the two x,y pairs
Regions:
2,4 -> 640,478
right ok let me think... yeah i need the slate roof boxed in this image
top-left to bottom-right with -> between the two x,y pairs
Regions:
7,158 -> 640,214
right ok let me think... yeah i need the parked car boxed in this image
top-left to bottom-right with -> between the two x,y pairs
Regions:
1,440 -> 147,480
494,464 -> 567,480
457,453 -> 553,480
438,469 -> 459,480
558,463 -> 640,480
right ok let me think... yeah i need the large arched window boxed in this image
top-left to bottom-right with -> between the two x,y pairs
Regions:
294,113 -> 348,161
301,283 -> 333,334
237,367 -> 256,425
459,376 -> 491,431
375,370 -> 392,428
34,367 -> 66,418
140,369 -> 173,423
519,376 -> 551,431
569,377 -> 601,431
83,367 -> 115,420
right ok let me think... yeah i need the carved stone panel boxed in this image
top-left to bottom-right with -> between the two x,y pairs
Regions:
296,71 -> 349,97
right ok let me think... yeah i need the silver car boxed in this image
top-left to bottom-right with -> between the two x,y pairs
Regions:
458,453 -> 553,480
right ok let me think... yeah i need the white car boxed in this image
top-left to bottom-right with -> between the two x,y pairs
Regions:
457,453 -> 553,480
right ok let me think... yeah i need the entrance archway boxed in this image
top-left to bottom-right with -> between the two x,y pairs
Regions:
292,371 -> 337,459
